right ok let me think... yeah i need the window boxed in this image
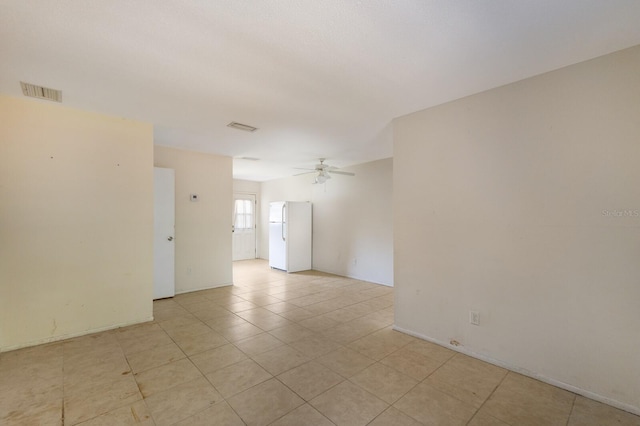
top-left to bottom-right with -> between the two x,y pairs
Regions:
234,199 -> 254,230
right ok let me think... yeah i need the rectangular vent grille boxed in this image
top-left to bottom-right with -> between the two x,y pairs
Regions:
227,122 -> 258,132
20,82 -> 62,102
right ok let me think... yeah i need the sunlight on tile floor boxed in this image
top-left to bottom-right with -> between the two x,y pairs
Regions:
2,259 -> 639,425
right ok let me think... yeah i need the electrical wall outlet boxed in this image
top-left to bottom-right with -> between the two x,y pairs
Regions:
469,310 -> 480,326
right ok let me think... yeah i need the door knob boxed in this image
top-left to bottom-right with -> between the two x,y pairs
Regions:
167,236 -> 174,241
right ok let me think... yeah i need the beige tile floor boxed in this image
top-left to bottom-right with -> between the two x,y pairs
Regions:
2,259 -> 639,425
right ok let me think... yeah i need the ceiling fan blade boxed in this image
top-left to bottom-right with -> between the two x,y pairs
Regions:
293,167 -> 316,171
328,170 -> 355,176
294,171 -> 317,176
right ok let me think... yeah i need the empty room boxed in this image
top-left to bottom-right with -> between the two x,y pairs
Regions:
1,1 -> 639,425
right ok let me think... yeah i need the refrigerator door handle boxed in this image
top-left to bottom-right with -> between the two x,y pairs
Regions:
282,204 -> 286,241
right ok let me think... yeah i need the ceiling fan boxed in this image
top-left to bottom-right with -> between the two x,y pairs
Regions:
294,158 -> 355,184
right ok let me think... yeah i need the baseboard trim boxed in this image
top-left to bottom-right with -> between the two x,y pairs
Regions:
0,316 -> 154,353
392,325 -> 640,417
310,266 -> 394,287
175,282 -> 233,295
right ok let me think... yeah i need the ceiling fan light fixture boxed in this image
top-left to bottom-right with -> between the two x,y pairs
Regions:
314,170 -> 332,184
300,158 -> 353,184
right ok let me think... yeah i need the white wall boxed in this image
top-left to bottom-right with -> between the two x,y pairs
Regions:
260,158 -> 393,285
393,45 -> 640,413
233,179 -> 261,194
154,146 -> 233,293
0,95 -> 154,351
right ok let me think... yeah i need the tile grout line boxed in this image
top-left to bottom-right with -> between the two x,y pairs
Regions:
377,345 -> 454,425
272,371 -> 343,425
136,268 -> 396,424
181,302 -> 298,425
353,356 -> 424,425
155,329 -> 239,426
565,393 -> 578,426
205,279 -> 392,423
124,318 -> 186,426
464,370 -> 512,426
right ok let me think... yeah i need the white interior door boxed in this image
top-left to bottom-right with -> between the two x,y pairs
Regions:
153,167 -> 175,299
232,193 -> 257,261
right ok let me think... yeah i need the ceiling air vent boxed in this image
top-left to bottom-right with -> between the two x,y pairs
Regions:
227,122 -> 258,132
20,82 -> 62,102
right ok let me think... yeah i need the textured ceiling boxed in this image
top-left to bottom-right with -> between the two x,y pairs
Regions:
2,1 -> 640,181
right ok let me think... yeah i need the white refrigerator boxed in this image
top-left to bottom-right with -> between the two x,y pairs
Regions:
269,201 -> 312,272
